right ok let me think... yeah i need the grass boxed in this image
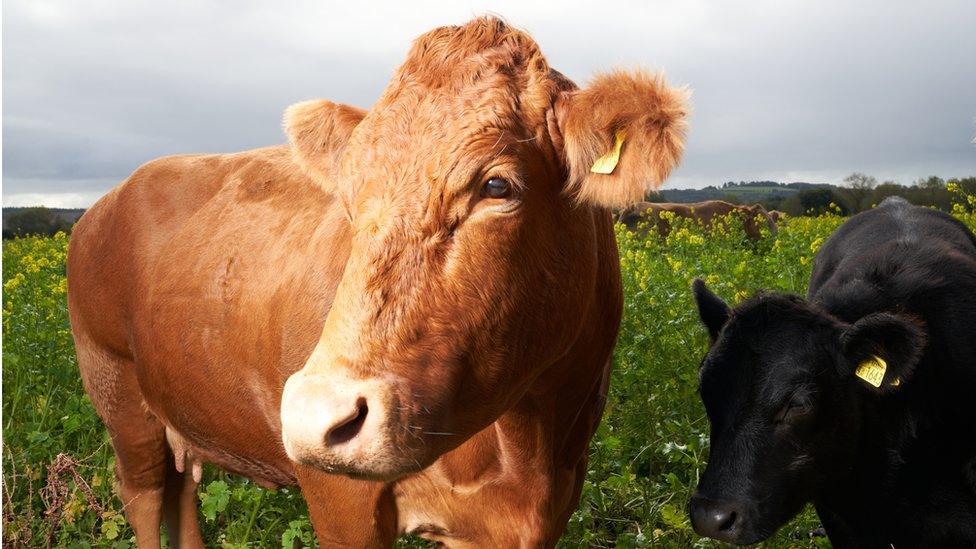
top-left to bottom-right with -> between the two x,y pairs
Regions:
4,189 -> 974,547
563,214 -> 842,548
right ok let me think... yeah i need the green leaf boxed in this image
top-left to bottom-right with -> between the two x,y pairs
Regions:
100,514 -> 125,540
199,480 -> 231,522
659,503 -> 689,531
281,518 -> 312,548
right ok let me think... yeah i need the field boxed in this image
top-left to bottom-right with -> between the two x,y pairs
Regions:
4,190 -> 974,548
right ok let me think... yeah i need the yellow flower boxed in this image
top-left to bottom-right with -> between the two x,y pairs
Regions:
4,273 -> 26,291
665,256 -> 683,271
809,237 -> 825,254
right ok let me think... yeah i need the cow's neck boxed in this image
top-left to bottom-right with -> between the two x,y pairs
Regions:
814,397 -> 906,539
391,210 -> 619,545
393,356 -> 609,545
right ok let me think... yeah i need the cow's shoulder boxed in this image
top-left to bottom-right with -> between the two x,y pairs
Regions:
69,145 -> 341,347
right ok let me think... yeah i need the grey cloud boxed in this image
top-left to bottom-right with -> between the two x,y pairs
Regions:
3,0 -> 975,207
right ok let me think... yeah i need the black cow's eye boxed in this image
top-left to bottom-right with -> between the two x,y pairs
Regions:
778,397 -> 810,423
482,177 -> 511,199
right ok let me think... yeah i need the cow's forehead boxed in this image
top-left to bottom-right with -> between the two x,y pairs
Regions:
339,63 -> 555,210
340,85 -> 535,208
364,73 -> 529,151
332,18 -> 573,229
349,18 -> 555,155
703,317 -> 824,408
393,17 -> 548,93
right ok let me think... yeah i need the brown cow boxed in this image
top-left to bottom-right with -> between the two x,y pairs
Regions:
67,17 -> 687,547
618,200 -> 777,239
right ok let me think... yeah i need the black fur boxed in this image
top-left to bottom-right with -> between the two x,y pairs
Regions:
689,199 -> 976,547
693,278 -> 731,342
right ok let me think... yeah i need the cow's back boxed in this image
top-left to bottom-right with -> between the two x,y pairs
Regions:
808,198 -> 976,442
809,198 -> 976,300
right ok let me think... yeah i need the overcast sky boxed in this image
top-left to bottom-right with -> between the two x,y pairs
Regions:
3,0 -> 975,207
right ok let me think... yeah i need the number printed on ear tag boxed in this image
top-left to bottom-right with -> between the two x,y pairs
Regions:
855,355 -> 887,388
590,130 -> 627,174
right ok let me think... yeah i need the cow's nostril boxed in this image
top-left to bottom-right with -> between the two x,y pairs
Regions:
719,510 -> 737,532
325,398 -> 368,446
690,495 -> 744,542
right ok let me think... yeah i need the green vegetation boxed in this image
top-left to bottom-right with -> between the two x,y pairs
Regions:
561,213 -> 843,548
4,187 -> 974,547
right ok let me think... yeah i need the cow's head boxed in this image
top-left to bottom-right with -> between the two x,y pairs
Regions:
687,280 -> 925,544
279,17 -> 688,480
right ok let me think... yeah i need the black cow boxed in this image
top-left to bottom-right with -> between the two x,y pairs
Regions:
688,197 -> 976,547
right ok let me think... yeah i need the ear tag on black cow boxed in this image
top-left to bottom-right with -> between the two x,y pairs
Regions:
590,130 -> 627,174
855,355 -> 887,388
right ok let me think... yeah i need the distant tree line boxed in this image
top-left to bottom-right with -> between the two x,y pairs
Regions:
773,175 -> 976,216
653,175 -> 976,216
2,207 -> 81,239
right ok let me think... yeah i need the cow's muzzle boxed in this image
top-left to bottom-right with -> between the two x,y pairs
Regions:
280,368 -> 408,480
689,493 -> 763,545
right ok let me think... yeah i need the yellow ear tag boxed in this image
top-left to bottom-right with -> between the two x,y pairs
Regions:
590,130 -> 627,174
855,355 -> 887,388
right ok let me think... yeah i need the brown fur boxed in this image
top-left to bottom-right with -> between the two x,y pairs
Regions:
68,17 -> 686,547
619,200 -> 778,239
284,100 -> 366,192
558,70 -> 689,208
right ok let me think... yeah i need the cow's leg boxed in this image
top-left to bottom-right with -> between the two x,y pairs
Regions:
162,456 -> 204,548
296,464 -> 397,548
75,337 -> 168,548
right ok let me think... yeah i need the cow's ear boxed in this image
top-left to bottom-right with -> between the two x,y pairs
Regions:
839,313 -> 926,392
284,100 -> 366,189
693,279 -> 731,343
550,69 -> 689,208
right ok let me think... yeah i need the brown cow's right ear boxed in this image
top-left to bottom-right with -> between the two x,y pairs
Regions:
284,100 -> 366,188
551,69 -> 689,209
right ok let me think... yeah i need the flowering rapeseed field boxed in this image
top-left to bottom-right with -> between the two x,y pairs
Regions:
3,192 -> 974,547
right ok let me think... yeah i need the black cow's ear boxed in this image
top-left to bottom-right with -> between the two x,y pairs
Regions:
692,279 -> 731,343
839,313 -> 926,392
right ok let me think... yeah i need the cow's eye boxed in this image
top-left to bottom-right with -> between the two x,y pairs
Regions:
780,399 -> 809,422
482,177 -> 511,199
